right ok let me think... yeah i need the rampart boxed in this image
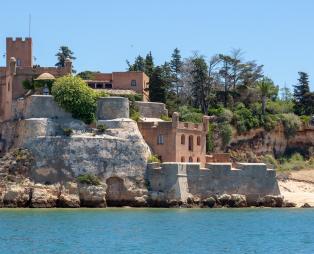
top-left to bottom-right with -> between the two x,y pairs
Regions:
147,162 -> 280,202
134,101 -> 168,118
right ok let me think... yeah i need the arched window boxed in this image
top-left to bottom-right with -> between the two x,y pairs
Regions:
197,136 -> 201,146
189,156 -> 193,162
188,135 -> 194,151
181,156 -> 185,162
197,157 -> 200,162
181,134 -> 185,145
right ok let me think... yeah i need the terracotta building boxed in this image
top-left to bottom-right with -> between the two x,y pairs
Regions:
0,37 -> 72,122
138,113 -> 210,165
85,72 -> 149,101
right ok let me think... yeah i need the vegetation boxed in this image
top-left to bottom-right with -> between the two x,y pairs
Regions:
52,75 -> 97,124
63,128 -> 73,137
148,154 -> 161,163
77,174 -> 101,186
97,124 -> 107,133
55,46 -> 76,69
280,113 -> 302,138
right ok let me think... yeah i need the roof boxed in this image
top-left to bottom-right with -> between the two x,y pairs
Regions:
35,72 -> 55,80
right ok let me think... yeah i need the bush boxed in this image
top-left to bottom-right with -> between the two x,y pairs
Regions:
22,79 -> 35,90
206,124 -> 215,152
232,105 -> 260,133
300,115 -> 311,125
266,100 -> 294,114
63,128 -> 73,136
160,114 -> 171,121
261,154 -> 279,169
77,174 -> 101,186
148,154 -> 160,163
219,123 -> 232,148
52,75 -> 97,124
179,106 -> 203,123
261,114 -> 279,131
280,113 -> 302,138
97,124 -> 107,133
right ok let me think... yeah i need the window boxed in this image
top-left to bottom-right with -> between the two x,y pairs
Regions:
197,136 -> 201,146
131,80 -> 137,87
197,157 -> 200,162
181,157 -> 185,162
181,134 -> 185,145
105,83 -> 112,89
157,134 -> 164,145
16,58 -> 21,66
96,83 -> 103,89
188,135 -> 194,151
189,157 -> 193,162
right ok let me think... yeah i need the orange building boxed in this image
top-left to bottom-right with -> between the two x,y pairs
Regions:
85,71 -> 149,101
138,113 -> 210,165
0,37 -> 72,122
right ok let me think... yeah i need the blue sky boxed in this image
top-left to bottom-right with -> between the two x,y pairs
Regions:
1,0 -> 314,90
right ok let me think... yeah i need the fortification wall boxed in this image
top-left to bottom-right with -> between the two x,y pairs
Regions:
147,162 -> 279,202
97,97 -> 129,120
134,101 -> 168,118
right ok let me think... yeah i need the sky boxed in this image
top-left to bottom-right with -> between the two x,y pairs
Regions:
0,0 -> 314,90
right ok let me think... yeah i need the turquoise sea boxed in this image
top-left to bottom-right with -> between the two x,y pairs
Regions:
0,208 -> 314,254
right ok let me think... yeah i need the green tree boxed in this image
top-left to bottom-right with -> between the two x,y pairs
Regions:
76,71 -> 97,80
127,55 -> 145,72
144,51 -> 154,77
170,48 -> 183,95
257,78 -> 278,115
149,66 -> 168,103
294,72 -> 313,115
55,46 -> 76,68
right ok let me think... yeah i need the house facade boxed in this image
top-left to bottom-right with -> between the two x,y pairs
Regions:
138,113 -> 210,165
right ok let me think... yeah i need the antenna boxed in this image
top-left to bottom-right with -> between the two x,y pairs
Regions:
28,14 -> 31,37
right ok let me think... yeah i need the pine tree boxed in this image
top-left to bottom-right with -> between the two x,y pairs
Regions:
170,48 -> 183,95
149,66 -> 168,103
55,46 -> 76,67
144,51 -> 154,78
294,72 -> 311,115
127,55 -> 145,72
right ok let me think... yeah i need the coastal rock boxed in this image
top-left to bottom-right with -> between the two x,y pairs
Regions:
301,203 -> 312,208
258,195 -> 284,207
30,184 -> 59,208
217,194 -> 232,206
229,194 -> 247,208
201,197 -> 216,208
283,201 -> 297,208
79,184 -> 106,207
3,184 -> 31,207
58,182 -> 80,208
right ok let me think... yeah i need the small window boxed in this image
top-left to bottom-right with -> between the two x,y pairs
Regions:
189,156 -> 193,162
197,136 -> 201,146
181,134 -> 185,145
181,156 -> 185,162
105,83 -> 112,89
157,134 -> 164,145
96,83 -> 103,89
16,58 -> 21,66
188,135 -> 194,151
131,80 -> 137,86
197,157 -> 200,162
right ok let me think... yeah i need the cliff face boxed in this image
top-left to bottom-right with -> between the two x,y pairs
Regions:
225,124 -> 314,157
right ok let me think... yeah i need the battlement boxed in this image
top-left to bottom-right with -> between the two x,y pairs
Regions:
147,162 -> 279,201
6,37 -> 32,43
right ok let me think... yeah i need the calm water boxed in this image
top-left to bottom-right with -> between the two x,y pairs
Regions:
0,208 -> 314,254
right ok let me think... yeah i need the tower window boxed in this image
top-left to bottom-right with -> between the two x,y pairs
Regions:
181,134 -> 185,145
16,59 -> 21,66
157,134 -> 164,145
131,80 -> 137,86
197,136 -> 201,146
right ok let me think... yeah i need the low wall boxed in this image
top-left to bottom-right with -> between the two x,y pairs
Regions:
147,162 -> 280,202
97,97 -> 129,120
134,101 -> 168,118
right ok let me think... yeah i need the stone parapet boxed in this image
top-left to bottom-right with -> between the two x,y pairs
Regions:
96,97 -> 129,120
134,101 -> 168,118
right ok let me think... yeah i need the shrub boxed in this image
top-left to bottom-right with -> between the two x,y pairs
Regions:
148,154 -> 160,163
77,174 -> 101,186
261,114 -> 279,131
206,124 -> 215,152
63,128 -> 73,136
261,154 -> 279,169
160,114 -> 171,121
280,113 -> 302,138
96,90 -> 109,98
52,75 -> 97,124
179,106 -> 203,123
232,105 -> 260,133
97,124 -> 107,133
219,123 -> 232,148
300,115 -> 311,125
266,100 -> 294,114
22,79 -> 35,90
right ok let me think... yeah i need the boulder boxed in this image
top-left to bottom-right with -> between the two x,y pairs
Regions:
30,184 -> 59,208
79,184 -> 106,207
202,197 -> 216,208
301,203 -> 312,208
217,194 -> 232,206
58,182 -> 80,208
258,195 -> 284,207
229,194 -> 247,208
3,184 -> 31,207
283,201 -> 297,208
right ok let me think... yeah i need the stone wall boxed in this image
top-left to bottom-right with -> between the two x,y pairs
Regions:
147,162 -> 280,202
134,101 -> 168,118
97,97 -> 129,120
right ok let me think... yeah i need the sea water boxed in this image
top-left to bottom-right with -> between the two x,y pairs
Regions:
0,208 -> 313,254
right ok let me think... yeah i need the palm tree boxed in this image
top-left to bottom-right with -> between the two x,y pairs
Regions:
257,78 -> 277,115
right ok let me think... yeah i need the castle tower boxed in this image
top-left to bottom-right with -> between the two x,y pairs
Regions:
6,37 -> 33,67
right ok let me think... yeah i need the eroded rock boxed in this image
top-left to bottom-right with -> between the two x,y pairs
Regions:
79,184 -> 106,207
